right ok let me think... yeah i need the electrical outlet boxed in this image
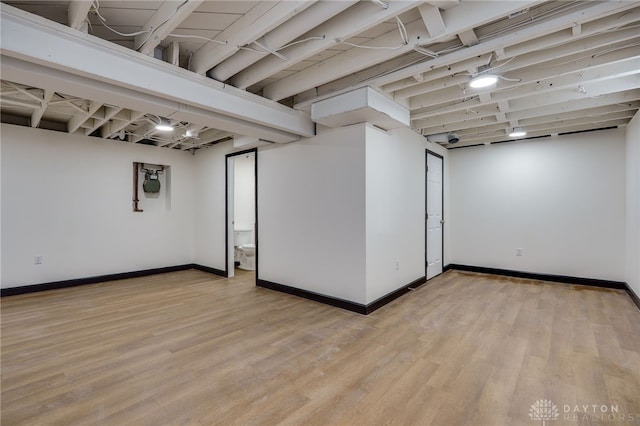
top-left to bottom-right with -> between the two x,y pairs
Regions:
34,255 -> 43,265
395,260 -> 400,270
516,248 -> 523,256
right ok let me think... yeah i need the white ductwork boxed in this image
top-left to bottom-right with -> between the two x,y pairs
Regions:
311,87 -> 409,130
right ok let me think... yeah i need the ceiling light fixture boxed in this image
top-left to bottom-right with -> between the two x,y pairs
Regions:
469,74 -> 498,88
155,118 -> 174,132
509,127 -> 527,137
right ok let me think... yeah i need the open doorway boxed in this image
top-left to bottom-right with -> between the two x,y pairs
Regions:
225,149 -> 258,279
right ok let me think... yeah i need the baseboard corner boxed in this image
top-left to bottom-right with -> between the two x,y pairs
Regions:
191,264 -> 227,277
625,284 -> 640,311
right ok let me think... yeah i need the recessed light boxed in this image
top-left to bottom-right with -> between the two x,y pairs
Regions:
509,127 -> 527,137
469,74 -> 498,88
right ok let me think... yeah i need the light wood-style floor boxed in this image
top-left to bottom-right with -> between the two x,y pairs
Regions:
2,269 -> 639,425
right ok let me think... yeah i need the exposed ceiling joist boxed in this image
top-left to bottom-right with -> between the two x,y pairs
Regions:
456,109 -> 635,139
1,0 -> 638,151
101,110 -> 145,139
488,27 -> 640,80
412,73 -> 639,122
5,81 -> 40,103
264,0 -> 541,101
519,104 -> 640,128
30,89 -> 53,128
210,0 -> 358,83
165,41 -> 180,66
414,89 -> 640,130
179,128 -> 231,150
84,105 -> 123,136
130,120 -> 158,144
452,120 -> 629,148
0,3 -> 314,142
362,2 -> 639,94
135,0 -> 205,56
0,96 -> 39,109
381,55 -> 492,94
418,4 -> 446,38
504,6 -> 640,60
229,0 -> 425,90
457,28 -> 478,46
191,0 -> 315,75
67,101 -> 102,133
67,1 -> 92,31
508,90 -> 640,121
507,75 -> 638,110
426,0 -> 460,10
417,102 -> 640,135
410,50 -> 640,110
159,124 -> 205,147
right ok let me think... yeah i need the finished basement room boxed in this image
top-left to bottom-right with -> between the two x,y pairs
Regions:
1,1 -> 639,425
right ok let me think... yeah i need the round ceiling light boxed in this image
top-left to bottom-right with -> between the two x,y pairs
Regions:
469,74 -> 498,88
155,121 -> 174,132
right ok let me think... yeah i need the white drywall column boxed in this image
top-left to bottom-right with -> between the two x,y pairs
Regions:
626,111 -> 640,298
365,125 -> 438,303
193,140 -> 235,271
258,125 -> 368,303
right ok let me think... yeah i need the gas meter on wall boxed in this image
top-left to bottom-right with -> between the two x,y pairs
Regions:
141,166 -> 163,193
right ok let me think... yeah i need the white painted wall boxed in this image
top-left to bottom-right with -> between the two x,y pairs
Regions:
0,129 -> 3,285
449,129 -> 626,281
626,112 -> 640,297
365,125 -> 432,303
193,140 -> 234,271
258,124 -> 367,303
233,154 -> 255,243
1,123 -> 195,288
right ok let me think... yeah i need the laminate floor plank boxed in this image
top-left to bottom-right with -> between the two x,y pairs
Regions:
2,269 -> 639,425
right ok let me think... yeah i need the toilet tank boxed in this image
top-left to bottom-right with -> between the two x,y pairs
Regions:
234,229 -> 252,246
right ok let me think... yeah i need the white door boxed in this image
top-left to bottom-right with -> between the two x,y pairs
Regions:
427,152 -> 443,279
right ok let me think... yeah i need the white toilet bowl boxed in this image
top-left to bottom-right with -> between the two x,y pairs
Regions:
238,244 -> 256,270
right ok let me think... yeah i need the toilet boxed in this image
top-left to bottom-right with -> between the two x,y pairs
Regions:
233,229 -> 256,271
